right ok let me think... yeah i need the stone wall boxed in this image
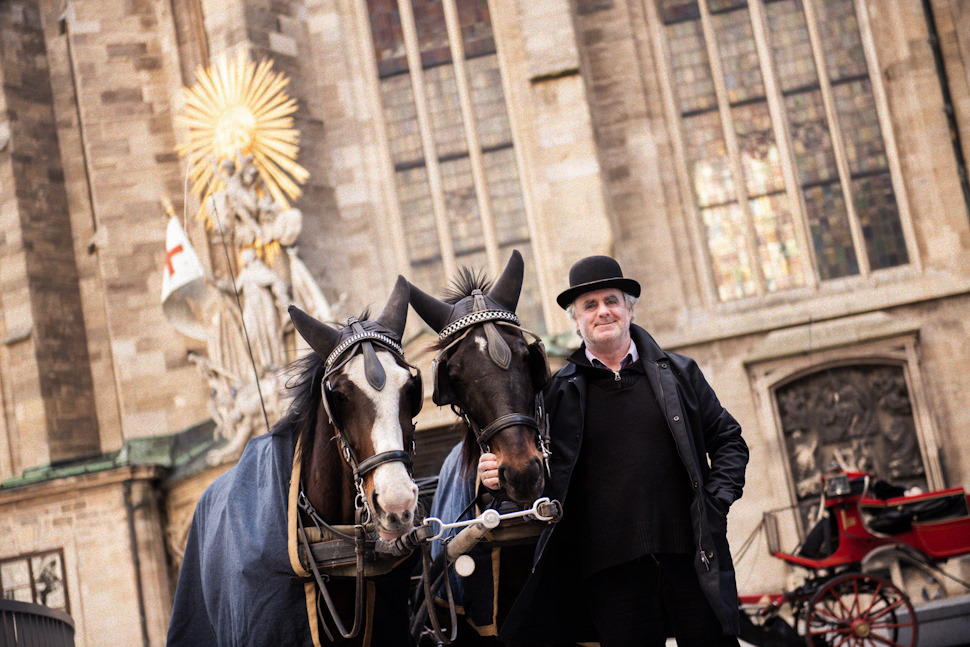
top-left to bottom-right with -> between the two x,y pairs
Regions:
485,0 -> 611,333
568,0 -> 700,332
568,0 -> 970,347
0,466 -> 171,647
1,0 -> 970,639
38,0 -> 211,452
0,0 -> 99,475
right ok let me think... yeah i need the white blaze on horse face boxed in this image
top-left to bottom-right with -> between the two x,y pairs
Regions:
343,352 -> 417,519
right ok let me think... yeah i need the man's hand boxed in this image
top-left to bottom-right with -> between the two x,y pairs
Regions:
478,452 -> 500,490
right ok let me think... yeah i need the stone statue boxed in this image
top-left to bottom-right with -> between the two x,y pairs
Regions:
169,154 -> 333,466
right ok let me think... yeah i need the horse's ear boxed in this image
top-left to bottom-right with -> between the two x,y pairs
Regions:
488,249 -> 524,312
288,305 -> 340,359
408,280 -> 455,333
376,275 -> 410,338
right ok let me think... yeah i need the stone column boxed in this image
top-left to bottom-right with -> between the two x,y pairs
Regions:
42,0 -> 211,443
0,0 -> 99,473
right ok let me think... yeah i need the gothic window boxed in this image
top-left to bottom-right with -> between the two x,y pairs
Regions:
652,0 -> 909,302
0,549 -> 69,613
365,0 -> 544,329
775,364 -> 926,521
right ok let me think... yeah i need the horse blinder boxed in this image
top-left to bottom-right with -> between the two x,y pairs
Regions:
527,340 -> 551,392
431,357 -> 456,407
408,371 -> 424,416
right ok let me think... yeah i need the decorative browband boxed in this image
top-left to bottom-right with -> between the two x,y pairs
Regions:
325,331 -> 404,370
438,310 -> 521,340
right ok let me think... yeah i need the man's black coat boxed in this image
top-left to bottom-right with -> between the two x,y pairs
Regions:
499,324 -> 749,643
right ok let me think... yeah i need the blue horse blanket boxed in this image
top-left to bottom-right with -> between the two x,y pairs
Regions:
167,426 -> 316,646
429,443 -> 502,635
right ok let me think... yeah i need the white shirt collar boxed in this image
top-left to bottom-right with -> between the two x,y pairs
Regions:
585,340 -> 639,368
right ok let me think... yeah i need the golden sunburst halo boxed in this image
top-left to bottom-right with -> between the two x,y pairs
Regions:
176,50 -> 309,219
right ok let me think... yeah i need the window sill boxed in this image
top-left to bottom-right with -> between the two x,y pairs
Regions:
661,266 -> 970,349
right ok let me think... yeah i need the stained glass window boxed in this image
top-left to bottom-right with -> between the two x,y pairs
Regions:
803,181 -> 858,279
684,111 -> 735,206
666,19 -> 717,114
702,203 -> 755,300
733,102 -> 785,195
366,0 -> 544,328
712,6 -> 764,104
751,193 -> 806,291
656,0 -> 908,300
855,173 -> 908,269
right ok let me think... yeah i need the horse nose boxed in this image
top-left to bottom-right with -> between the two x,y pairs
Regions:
499,458 -> 544,502
374,482 -> 418,518
500,458 -> 541,481
525,457 -> 542,484
382,506 -> 414,524
384,508 -> 413,526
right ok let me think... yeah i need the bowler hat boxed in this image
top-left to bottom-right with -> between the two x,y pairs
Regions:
556,255 -> 641,309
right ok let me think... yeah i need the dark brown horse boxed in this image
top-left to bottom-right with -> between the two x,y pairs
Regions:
408,251 -> 552,645
408,251 -> 549,503
168,276 -> 423,647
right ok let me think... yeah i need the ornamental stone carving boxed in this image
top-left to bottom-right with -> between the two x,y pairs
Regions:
776,364 -> 927,521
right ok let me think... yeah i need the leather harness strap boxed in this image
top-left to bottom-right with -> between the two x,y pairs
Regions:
355,449 -> 413,479
475,412 -> 539,449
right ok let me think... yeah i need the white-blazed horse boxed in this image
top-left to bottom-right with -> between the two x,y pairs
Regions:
168,277 -> 423,646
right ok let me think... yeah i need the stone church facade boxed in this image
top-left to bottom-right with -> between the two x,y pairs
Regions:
0,0 -> 968,645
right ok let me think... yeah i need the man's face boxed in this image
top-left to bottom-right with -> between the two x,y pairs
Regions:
573,288 -> 633,348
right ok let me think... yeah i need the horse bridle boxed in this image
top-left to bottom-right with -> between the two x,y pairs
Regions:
309,317 -> 419,522
431,300 -> 551,464
297,316 -> 420,542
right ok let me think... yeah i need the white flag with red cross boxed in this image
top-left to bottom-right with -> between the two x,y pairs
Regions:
161,216 -> 213,341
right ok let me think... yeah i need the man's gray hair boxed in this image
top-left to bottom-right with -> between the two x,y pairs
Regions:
566,291 -> 638,321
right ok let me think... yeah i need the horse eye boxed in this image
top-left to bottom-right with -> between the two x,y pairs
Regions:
331,390 -> 349,405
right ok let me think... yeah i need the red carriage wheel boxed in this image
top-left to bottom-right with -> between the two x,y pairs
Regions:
802,572 -> 917,647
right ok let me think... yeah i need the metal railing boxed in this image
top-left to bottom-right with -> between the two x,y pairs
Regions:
0,598 -> 75,647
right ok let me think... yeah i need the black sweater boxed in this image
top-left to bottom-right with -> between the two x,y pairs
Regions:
570,359 -> 694,576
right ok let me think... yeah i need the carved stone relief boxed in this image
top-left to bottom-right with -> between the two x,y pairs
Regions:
776,363 -> 927,521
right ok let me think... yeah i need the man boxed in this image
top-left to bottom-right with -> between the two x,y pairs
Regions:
481,255 -> 748,646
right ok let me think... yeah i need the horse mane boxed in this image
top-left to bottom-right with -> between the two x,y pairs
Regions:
271,352 -> 326,482
428,269 -> 492,354
429,269 -> 494,477
442,268 -> 492,306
